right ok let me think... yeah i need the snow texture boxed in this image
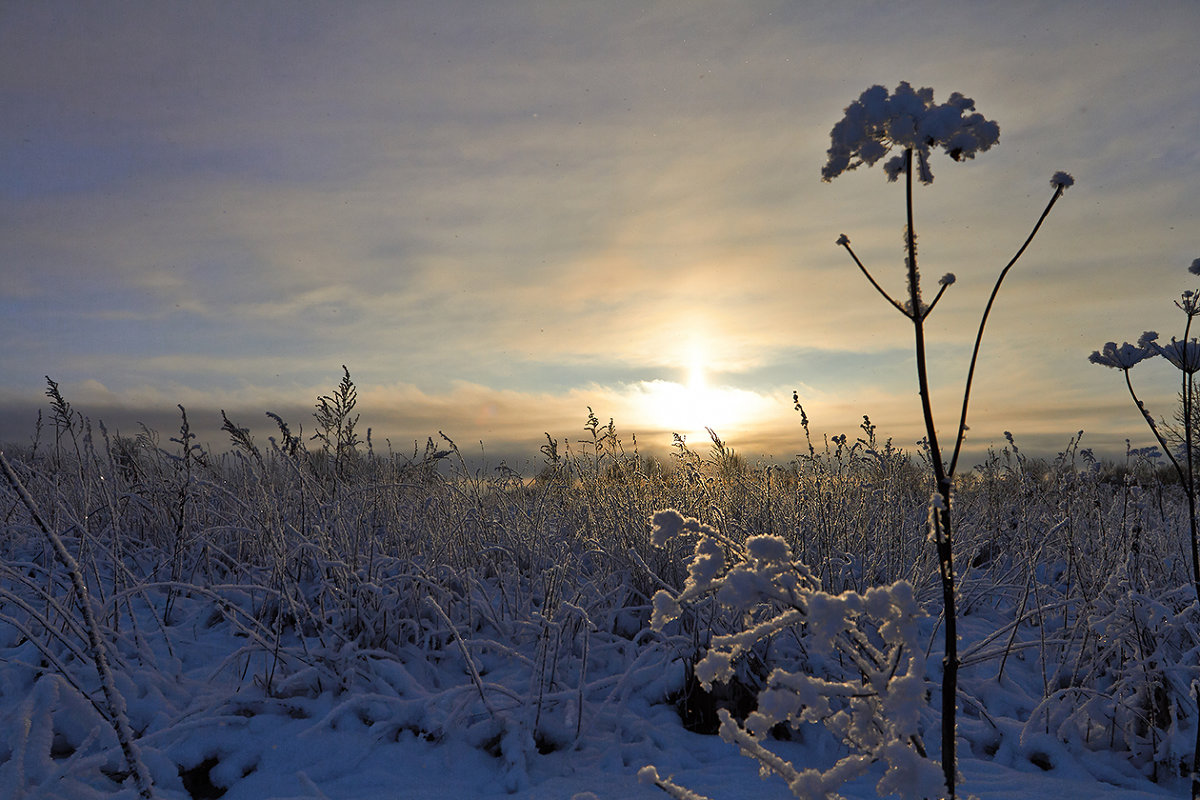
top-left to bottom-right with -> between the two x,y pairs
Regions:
0,438 -> 1193,800
822,81 -> 1000,184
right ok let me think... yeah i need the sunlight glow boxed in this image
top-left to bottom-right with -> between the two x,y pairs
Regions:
686,347 -> 706,394
633,343 -> 776,444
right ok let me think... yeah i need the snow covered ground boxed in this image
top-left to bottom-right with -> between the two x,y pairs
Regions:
0,541 -> 1183,799
1,432 -> 1196,799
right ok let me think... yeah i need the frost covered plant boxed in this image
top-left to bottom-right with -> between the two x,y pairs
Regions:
1090,266 -> 1200,606
0,449 -> 154,798
821,81 -> 999,185
824,81 -> 1072,798
642,510 -> 941,800
1091,259 -> 1200,797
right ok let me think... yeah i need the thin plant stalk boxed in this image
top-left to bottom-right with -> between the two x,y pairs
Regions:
1114,357 -> 1200,606
1181,308 -> 1200,605
1183,330 -> 1200,800
947,181 -> 1071,478
0,449 -> 155,799
899,147 -> 958,797
839,144 -> 1069,798
923,173 -> 1066,798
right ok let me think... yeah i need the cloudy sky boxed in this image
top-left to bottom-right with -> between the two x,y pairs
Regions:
3,1 -> 1198,470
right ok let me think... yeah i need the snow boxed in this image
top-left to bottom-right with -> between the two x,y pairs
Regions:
1089,340 -> 1156,370
1,439 -> 1196,800
0,584 -> 1185,800
821,82 -> 1000,185
1050,172 -> 1075,190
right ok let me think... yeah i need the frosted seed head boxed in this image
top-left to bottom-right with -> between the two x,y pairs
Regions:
1094,340 -> 1156,371
1051,171 -> 1075,190
1089,340 -> 1155,370
822,82 -> 999,184
1156,338 -> 1200,374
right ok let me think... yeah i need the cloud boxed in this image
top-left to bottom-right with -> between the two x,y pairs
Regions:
2,1 -> 1198,467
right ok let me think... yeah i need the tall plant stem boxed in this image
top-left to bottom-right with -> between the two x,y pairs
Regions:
1188,370 -> 1199,800
904,151 -> 946,489
903,148 -> 958,799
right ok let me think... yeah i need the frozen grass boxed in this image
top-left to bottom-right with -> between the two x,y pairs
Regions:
0,375 -> 1197,798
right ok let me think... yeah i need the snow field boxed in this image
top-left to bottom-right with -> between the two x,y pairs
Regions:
0,422 -> 1196,798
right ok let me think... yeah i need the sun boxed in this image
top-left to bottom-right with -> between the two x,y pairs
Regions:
636,344 -> 753,443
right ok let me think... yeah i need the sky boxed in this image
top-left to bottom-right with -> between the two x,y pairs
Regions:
2,1 -> 1199,471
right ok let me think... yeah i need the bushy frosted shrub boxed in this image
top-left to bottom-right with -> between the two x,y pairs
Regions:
642,509 -> 943,800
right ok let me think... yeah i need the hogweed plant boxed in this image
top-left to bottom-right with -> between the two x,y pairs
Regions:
1088,260 -> 1200,606
823,82 -> 1072,799
1090,258 -> 1200,797
644,82 -> 1072,800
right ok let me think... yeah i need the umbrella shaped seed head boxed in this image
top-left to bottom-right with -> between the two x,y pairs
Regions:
822,81 -> 1000,184
1089,339 -> 1157,370
1153,338 -> 1200,375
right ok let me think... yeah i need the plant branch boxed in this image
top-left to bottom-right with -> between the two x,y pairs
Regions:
921,281 -> 951,320
839,238 -> 907,315
947,183 -> 1067,478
